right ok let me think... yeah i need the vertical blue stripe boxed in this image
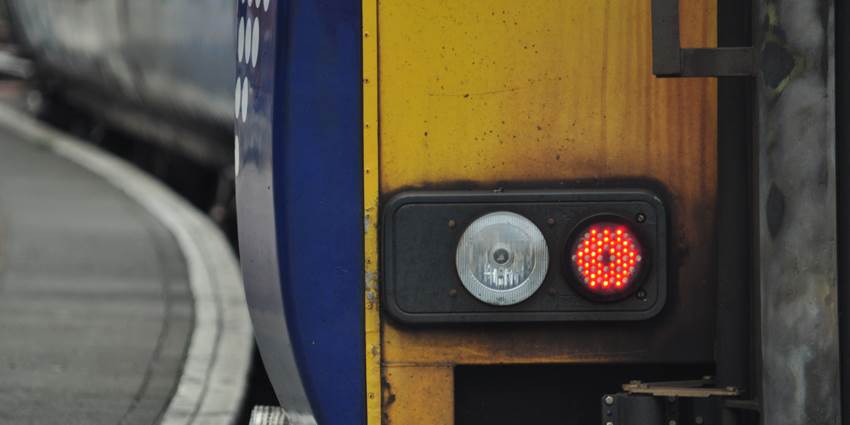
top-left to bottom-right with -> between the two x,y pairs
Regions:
274,0 -> 364,423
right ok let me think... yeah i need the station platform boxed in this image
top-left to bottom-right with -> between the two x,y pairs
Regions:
0,105 -> 252,425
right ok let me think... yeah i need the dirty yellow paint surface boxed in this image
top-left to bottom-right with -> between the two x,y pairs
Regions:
374,0 -> 717,422
380,0 -> 715,193
362,0 -> 381,424
382,365 -> 454,425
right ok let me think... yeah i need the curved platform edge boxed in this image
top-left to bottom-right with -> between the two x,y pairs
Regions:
0,104 -> 253,425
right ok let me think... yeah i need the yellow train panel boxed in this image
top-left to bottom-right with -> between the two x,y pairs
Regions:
374,0 -> 717,421
380,0 -> 715,194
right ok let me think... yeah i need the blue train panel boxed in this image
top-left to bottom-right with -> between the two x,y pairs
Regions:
235,0 -> 365,423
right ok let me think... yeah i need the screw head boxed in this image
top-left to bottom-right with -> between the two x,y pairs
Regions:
636,289 -> 647,300
546,217 -> 556,226
695,417 -> 704,425
606,422 -> 614,425
449,289 -> 458,297
636,213 -> 647,223
604,395 -> 615,406
668,420 -> 677,425
448,219 -> 457,228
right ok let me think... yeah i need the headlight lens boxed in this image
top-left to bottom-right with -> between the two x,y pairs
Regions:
455,211 -> 549,306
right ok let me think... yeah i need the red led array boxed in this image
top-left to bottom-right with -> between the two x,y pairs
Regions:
570,222 -> 644,295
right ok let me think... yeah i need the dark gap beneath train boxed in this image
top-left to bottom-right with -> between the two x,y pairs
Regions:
455,363 -> 714,425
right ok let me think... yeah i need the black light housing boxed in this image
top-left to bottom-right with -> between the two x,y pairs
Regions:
381,189 -> 667,324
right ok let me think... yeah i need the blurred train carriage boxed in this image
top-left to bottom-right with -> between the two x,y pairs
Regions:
7,0 -> 849,424
6,0 -> 235,167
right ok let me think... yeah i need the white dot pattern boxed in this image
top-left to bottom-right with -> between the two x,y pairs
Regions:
235,135 -> 240,177
240,77 -> 249,123
235,0 -> 268,123
244,18 -> 253,66
237,18 -> 245,62
251,17 -> 260,67
234,77 -> 242,118
235,0 -> 271,177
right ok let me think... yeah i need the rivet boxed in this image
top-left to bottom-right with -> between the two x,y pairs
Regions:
604,395 -> 615,406
448,219 -> 457,229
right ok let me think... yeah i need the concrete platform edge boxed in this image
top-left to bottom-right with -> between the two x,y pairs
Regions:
0,104 -> 253,425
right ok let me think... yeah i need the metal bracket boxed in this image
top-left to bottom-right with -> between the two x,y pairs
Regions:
651,0 -> 754,77
623,379 -> 740,398
601,378 -> 743,425
601,393 -> 721,425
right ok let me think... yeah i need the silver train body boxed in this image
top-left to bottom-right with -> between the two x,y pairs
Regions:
6,0 -> 235,166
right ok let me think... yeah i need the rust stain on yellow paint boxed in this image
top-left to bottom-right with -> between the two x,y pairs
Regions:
375,0 -> 717,421
383,365 -> 454,425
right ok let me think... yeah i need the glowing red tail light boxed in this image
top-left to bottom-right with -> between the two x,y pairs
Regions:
569,220 -> 646,301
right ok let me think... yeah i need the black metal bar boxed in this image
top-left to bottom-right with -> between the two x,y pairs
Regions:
651,0 -> 755,77
681,48 -> 755,77
754,0 -> 840,423
714,1 -> 754,425
836,0 -> 850,422
601,393 -> 721,425
651,0 -> 682,76
714,48 -> 750,425
602,394 -> 664,425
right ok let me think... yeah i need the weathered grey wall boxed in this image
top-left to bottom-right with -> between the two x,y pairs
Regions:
756,0 -> 840,424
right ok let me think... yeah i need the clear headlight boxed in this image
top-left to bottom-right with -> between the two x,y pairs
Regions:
455,211 -> 549,306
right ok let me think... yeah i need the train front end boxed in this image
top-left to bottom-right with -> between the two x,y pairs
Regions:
236,0 -> 841,424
